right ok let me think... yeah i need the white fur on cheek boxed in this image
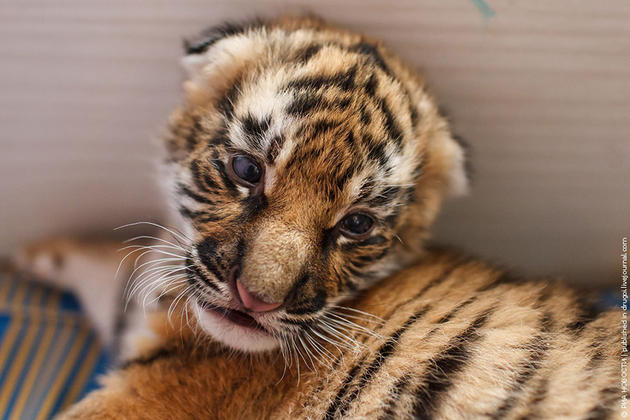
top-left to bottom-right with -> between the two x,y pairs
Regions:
192,302 -> 279,352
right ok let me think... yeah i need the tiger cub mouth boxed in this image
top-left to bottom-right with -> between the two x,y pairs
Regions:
200,301 -> 268,333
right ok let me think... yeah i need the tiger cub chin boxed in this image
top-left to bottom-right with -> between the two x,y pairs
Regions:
18,16 -> 620,419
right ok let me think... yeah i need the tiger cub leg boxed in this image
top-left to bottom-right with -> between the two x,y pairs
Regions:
12,237 -> 160,358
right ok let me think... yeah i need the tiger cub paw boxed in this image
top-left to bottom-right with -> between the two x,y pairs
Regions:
13,237 -> 121,291
13,238 -> 84,287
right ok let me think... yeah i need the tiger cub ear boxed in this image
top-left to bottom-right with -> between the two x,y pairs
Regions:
179,20 -> 266,105
424,130 -> 470,198
444,134 -> 470,197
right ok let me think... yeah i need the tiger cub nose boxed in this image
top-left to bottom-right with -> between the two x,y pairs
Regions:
235,279 -> 282,312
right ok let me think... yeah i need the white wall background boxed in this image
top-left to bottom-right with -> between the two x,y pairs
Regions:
1,0 -> 628,286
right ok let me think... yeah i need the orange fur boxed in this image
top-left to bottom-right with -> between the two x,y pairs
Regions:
15,16 -> 620,419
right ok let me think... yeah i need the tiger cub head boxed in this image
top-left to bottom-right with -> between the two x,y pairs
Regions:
162,17 -> 467,352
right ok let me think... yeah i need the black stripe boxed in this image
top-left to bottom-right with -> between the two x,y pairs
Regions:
241,114 -> 271,150
324,362 -> 364,420
287,92 -> 352,117
566,298 -> 601,334
350,51 -> 412,142
335,165 -> 356,195
436,296 -> 478,324
196,237 -> 218,259
190,159 -> 215,194
349,42 -> 390,74
411,161 -> 424,181
325,304 -> 432,419
357,177 -> 375,202
364,135 -> 389,169
412,308 -> 494,419
355,70 -> 406,147
488,313 -> 552,419
360,107 -> 371,125
320,226 -> 340,254
374,95 -> 403,145
177,183 -> 213,205
187,263 -> 221,293
185,117 -> 201,151
178,205 -> 204,220
296,43 -> 322,64
284,273 -> 310,307
383,210 -> 402,228
566,317 -> 597,334
203,173 -> 220,190
517,377 -> 549,420
343,130 -> 356,150
356,248 -> 389,264
285,126 -> 339,174
588,349 -> 605,372
210,126 -> 231,147
310,118 -> 343,137
583,386 -> 617,420
410,106 -> 420,127
278,317 -> 316,327
381,260 -> 465,321
266,135 -> 285,164
198,257 -> 222,282
286,289 -> 326,315
196,238 -> 224,283
379,374 -> 411,420
368,186 -> 400,207
237,193 -> 268,223
184,19 -> 265,55
198,213 -> 224,223
286,65 -> 357,92
583,328 -> 611,388
338,97 -> 352,109
348,253 -> 388,272
287,93 -> 327,116
476,271 -> 523,293
346,266 -> 367,283
235,238 -> 246,265
341,235 -> 387,253
217,79 -> 242,121
364,73 -> 377,96
210,159 -> 239,197
347,42 -> 419,127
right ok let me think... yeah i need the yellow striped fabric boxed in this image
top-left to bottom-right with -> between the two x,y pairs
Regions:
0,271 -> 109,420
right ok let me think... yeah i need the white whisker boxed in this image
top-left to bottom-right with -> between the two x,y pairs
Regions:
324,312 -> 383,339
122,235 -> 187,251
331,305 -> 385,322
316,321 -> 362,350
119,243 -> 187,256
115,221 -> 191,244
124,258 -> 186,303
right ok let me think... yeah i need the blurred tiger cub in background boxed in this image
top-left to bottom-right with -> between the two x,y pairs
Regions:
17,16 -> 621,419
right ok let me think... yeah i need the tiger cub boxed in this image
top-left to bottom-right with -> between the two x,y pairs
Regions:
17,16 -> 620,419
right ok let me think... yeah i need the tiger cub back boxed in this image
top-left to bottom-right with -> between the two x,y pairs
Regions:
59,250 -> 620,419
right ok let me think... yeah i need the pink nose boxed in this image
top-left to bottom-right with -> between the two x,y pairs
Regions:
236,279 -> 282,312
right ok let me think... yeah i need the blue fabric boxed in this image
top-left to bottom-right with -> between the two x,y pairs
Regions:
0,272 -> 111,420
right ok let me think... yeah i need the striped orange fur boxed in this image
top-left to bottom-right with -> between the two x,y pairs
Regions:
16,16 -> 620,419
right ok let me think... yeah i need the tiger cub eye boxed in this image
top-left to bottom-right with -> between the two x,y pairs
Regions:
231,155 -> 262,185
339,213 -> 374,238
